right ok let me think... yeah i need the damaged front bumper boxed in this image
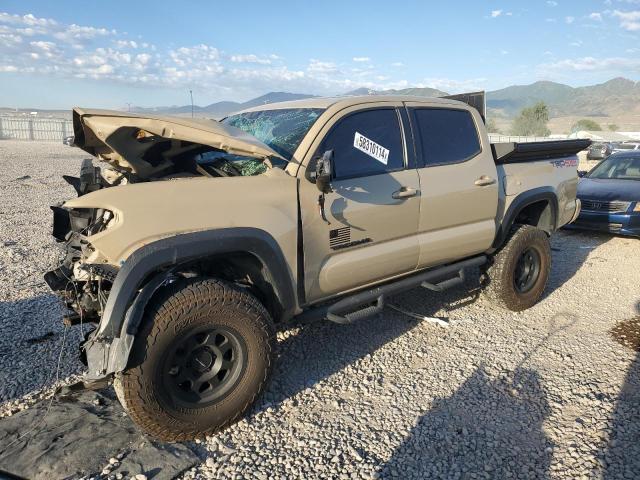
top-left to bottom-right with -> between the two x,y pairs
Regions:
44,159 -> 127,380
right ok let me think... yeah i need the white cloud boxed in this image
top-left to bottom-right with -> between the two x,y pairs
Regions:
539,56 -> 640,74
0,12 -> 56,28
30,40 -> 55,51
612,10 -> 640,30
491,10 -> 502,18
565,16 -> 575,23
570,40 -> 583,47
53,24 -> 112,42
546,1 -> 558,6
0,11 -> 497,99
114,39 -> 138,49
588,12 -> 603,21
230,54 -> 273,65
417,77 -> 487,94
135,53 -> 151,65
307,59 -> 339,74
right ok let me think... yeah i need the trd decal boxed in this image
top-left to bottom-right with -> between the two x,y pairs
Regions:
550,157 -> 578,168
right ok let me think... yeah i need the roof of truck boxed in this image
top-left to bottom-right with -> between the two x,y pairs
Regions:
238,95 -> 466,113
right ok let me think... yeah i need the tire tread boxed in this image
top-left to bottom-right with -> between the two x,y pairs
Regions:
114,278 -> 275,441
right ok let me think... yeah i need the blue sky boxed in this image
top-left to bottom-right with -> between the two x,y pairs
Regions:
1,0 -> 639,109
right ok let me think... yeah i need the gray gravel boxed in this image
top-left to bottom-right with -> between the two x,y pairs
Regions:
1,140 -> 638,479
0,140 -> 88,408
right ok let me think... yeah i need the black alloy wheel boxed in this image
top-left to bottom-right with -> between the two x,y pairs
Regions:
162,326 -> 247,407
513,247 -> 542,294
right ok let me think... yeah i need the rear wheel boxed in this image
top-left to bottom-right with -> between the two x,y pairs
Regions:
114,277 -> 275,441
483,225 -> 551,311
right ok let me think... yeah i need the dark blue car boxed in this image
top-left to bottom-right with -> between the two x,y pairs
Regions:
571,150 -> 640,236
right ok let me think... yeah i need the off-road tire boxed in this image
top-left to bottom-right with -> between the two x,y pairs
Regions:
483,225 -> 551,312
113,277 -> 275,441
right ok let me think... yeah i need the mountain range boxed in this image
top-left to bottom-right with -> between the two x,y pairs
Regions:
131,77 -> 640,121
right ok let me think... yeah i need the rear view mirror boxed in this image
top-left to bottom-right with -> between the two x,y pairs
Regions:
311,150 -> 333,193
577,170 -> 587,178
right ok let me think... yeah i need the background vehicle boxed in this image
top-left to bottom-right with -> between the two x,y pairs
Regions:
612,142 -> 640,153
44,95 -> 586,441
587,142 -> 613,160
571,150 -> 640,236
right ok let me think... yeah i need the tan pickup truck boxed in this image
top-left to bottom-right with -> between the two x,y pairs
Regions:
44,95 -> 588,440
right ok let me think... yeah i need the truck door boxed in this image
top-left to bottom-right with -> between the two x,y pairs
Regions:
299,105 -> 421,302
404,103 -> 499,268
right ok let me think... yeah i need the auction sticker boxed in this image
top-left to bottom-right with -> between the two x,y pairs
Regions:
353,131 -> 389,165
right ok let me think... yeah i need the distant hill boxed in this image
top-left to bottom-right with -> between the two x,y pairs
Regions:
133,92 -> 316,118
124,77 -> 639,123
486,77 -> 640,117
344,86 -> 449,98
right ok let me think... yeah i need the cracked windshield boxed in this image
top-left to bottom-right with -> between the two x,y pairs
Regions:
222,108 -> 324,172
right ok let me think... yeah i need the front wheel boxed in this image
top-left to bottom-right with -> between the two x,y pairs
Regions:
483,225 -> 551,312
114,278 -> 275,441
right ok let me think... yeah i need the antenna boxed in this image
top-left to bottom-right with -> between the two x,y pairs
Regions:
190,90 -> 194,118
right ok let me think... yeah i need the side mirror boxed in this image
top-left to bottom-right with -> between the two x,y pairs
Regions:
577,170 -> 587,178
311,150 -> 333,193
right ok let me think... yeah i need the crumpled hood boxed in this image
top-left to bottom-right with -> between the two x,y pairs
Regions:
578,177 -> 640,202
72,107 -> 284,177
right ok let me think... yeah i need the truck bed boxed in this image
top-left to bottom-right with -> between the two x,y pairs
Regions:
493,139 -> 589,231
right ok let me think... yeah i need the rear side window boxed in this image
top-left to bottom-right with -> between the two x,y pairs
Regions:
411,108 -> 481,167
320,108 -> 404,179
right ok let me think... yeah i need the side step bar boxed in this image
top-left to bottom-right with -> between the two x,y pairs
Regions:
296,255 -> 486,325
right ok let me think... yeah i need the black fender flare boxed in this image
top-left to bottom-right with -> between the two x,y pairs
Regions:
493,187 -> 559,249
84,228 -> 297,379
97,227 -> 297,340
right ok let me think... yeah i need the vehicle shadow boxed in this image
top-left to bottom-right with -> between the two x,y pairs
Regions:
541,229 -> 611,301
379,366 -> 553,479
376,310 -> 578,479
0,294 -> 84,403
598,301 -> 640,479
252,273 -> 484,416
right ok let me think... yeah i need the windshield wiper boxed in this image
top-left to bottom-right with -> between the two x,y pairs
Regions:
220,159 -> 243,176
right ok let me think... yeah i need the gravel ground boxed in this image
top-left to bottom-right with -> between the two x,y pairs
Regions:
1,140 -> 638,479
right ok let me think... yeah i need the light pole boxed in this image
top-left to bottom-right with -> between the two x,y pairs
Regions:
190,90 -> 194,118
126,102 -> 131,112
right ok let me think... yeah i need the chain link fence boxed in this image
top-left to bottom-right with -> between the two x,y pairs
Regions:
0,117 -> 73,142
488,134 -> 558,143
0,117 -> 559,144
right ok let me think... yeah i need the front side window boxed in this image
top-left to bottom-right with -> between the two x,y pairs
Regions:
411,108 -> 481,167
320,108 -> 404,179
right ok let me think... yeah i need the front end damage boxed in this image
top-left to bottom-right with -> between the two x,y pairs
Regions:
44,107 -> 286,383
45,159 -> 118,328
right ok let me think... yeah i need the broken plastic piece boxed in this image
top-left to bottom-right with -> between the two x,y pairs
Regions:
387,303 -> 451,327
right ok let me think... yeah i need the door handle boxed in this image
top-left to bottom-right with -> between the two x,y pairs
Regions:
392,187 -> 418,199
474,176 -> 496,187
